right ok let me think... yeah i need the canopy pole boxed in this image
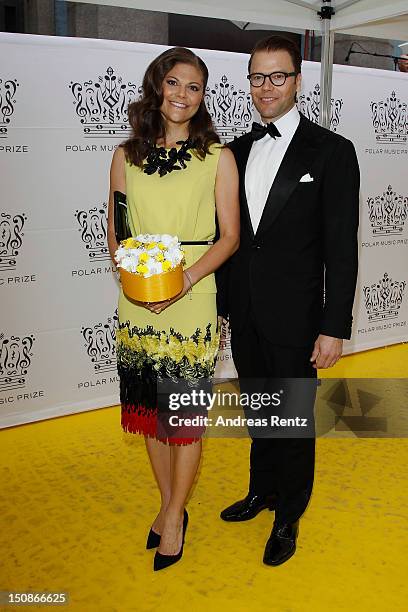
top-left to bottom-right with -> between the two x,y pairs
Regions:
318,1 -> 335,129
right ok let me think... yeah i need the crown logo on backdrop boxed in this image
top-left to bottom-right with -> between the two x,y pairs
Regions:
297,84 -> 343,131
81,310 -> 118,373
219,319 -> 231,352
74,203 -> 109,261
371,91 -> 407,144
69,67 -> 138,138
363,272 -> 406,322
0,333 -> 35,392
0,212 -> 27,271
0,78 -> 19,138
205,75 -> 253,142
367,185 -> 408,236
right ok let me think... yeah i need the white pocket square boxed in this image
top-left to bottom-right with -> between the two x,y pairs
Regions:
299,173 -> 314,182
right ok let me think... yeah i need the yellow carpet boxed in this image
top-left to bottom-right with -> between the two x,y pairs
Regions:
1,344 -> 407,612
320,342 -> 408,378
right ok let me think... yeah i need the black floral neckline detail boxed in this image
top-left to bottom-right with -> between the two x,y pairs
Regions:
143,139 -> 195,177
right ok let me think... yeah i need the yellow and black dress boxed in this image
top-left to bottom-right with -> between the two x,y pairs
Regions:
116,143 -> 222,444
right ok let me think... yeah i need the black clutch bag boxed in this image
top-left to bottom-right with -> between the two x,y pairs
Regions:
114,190 -> 132,243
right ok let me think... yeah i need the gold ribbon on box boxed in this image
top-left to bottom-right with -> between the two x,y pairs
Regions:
120,263 -> 183,302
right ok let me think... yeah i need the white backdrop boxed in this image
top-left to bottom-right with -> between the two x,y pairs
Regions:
1,33 -> 407,427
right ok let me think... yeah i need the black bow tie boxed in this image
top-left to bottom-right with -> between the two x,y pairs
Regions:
250,121 -> 281,141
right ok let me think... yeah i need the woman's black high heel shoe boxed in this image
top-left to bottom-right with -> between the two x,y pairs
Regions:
146,528 -> 161,549
153,509 -> 188,571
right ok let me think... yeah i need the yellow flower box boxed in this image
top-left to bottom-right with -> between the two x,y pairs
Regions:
120,263 -> 183,303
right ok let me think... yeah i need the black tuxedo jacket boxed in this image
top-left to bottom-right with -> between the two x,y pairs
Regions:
216,113 -> 360,348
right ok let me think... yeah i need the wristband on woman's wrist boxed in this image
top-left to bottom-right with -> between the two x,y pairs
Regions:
184,270 -> 193,299
184,269 -> 193,288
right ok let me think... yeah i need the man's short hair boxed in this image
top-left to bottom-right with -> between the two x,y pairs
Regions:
248,35 -> 302,75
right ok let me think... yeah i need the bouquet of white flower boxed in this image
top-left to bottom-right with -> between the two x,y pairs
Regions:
114,234 -> 184,302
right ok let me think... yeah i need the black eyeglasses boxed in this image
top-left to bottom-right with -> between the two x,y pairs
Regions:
247,71 -> 298,87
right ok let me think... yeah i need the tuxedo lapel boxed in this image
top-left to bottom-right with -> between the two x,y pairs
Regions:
234,136 -> 255,240
255,116 -> 318,239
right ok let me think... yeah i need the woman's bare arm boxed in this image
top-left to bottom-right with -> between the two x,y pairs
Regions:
184,146 -> 240,286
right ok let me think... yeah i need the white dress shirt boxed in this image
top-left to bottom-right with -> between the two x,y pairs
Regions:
245,105 -> 300,233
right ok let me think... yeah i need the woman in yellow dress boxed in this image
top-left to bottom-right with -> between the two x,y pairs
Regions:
107,47 -> 239,571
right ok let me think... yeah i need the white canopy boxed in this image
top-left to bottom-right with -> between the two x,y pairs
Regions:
72,0 -> 408,41
69,0 -> 408,126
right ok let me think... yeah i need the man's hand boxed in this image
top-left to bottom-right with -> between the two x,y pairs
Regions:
310,334 -> 343,369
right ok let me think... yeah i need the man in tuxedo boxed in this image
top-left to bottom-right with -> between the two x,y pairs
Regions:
217,35 -> 360,565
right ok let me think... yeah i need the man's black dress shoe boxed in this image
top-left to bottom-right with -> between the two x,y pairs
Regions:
263,520 -> 299,566
220,493 -> 277,522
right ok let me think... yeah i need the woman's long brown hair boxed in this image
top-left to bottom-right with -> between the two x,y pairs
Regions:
122,47 -> 220,167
